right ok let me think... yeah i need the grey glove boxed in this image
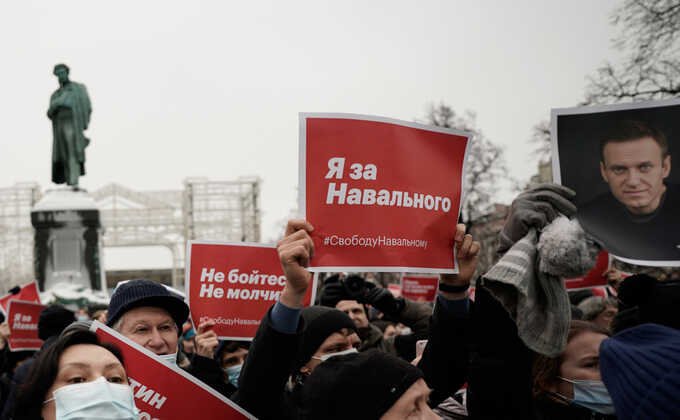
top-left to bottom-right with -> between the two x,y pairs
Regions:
498,183 -> 577,255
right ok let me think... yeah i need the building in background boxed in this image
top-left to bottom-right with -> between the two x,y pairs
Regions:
0,183 -> 42,294
0,177 -> 261,294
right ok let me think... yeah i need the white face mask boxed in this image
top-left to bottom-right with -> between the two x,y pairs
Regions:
44,376 -> 138,420
312,347 -> 358,362
158,351 -> 178,366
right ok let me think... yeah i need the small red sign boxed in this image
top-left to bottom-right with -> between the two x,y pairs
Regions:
90,321 -> 256,420
400,275 -> 439,302
564,251 -> 610,290
300,114 -> 471,273
186,241 -> 316,340
387,284 -> 402,297
7,300 -> 46,351
0,282 -> 41,314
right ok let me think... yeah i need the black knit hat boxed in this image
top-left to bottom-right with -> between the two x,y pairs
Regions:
616,274 -> 657,309
600,323 -> 680,420
294,306 -> 357,371
38,304 -> 76,340
612,275 -> 680,333
107,279 -> 189,331
301,349 -> 424,420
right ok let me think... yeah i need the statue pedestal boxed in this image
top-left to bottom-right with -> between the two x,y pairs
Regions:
31,188 -> 104,292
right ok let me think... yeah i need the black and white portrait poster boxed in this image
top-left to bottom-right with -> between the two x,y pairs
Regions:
552,98 -> 680,267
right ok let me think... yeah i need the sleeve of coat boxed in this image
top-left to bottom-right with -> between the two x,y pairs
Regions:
417,296 -> 469,407
396,298 -> 432,332
231,305 -> 304,419
187,354 -> 237,398
465,284 -> 534,419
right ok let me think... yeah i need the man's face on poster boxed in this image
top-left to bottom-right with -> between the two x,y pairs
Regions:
600,136 -> 671,215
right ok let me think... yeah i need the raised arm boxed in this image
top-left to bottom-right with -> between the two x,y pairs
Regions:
418,224 -> 479,405
232,219 -> 315,419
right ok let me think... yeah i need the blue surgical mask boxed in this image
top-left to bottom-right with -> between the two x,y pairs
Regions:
44,376 -> 138,419
223,363 -> 242,387
312,347 -> 358,362
558,377 -> 615,415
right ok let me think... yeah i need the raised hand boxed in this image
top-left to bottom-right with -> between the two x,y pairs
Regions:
277,219 -> 315,308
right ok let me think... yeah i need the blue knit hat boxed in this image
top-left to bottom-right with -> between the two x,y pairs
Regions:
107,279 -> 189,332
600,323 -> 680,420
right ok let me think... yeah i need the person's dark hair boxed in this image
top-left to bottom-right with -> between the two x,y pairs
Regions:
215,340 -> 250,362
531,320 -> 611,403
600,120 -> 669,164
87,303 -> 108,319
13,330 -> 124,420
38,304 -> 76,340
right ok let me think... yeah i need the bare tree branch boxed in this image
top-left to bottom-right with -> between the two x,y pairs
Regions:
585,0 -> 680,104
423,102 -> 509,225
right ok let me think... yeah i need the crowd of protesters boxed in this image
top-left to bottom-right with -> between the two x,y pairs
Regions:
0,183 -> 678,419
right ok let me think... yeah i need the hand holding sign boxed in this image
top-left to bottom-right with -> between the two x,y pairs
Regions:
439,224 -> 480,299
187,241 -> 317,340
195,320 -> 219,359
0,322 -> 9,350
277,219 -> 315,308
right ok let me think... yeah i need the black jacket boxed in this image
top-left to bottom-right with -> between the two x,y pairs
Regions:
578,183 -> 680,262
231,307 -> 303,420
187,354 -> 237,399
461,284 -> 616,420
232,299 -> 460,420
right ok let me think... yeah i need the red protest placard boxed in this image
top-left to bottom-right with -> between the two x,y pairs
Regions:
186,241 -> 317,340
0,282 -> 41,314
7,300 -> 46,351
401,275 -> 439,302
300,113 -> 471,274
564,251 -> 610,290
90,321 -> 255,420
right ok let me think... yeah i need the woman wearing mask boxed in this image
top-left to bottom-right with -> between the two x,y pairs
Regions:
12,329 -> 137,420
532,321 -> 613,419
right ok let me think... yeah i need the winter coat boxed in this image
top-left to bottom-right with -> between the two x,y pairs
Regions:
232,298 -> 461,420
458,283 -> 616,420
187,354 -> 237,399
359,299 -> 432,358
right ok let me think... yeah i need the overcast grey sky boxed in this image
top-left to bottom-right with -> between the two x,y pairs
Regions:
1,1 -> 620,268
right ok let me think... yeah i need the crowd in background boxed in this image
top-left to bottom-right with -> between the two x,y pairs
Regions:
0,184 -> 678,419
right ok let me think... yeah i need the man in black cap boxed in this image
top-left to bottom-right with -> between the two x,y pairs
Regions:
106,279 -> 228,395
232,219 -> 479,419
319,274 -> 431,358
302,349 -> 438,420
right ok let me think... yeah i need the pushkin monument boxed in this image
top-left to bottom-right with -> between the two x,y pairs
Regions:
46,63 -> 92,188
31,64 -> 104,293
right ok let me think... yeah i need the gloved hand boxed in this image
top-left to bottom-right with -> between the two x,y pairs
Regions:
498,183 -> 577,255
319,274 -> 347,307
344,275 -> 404,319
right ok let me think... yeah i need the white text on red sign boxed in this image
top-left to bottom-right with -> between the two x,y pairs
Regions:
325,158 -> 452,212
199,268 -> 285,301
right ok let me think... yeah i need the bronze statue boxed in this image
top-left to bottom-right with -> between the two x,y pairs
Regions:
47,64 -> 92,188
